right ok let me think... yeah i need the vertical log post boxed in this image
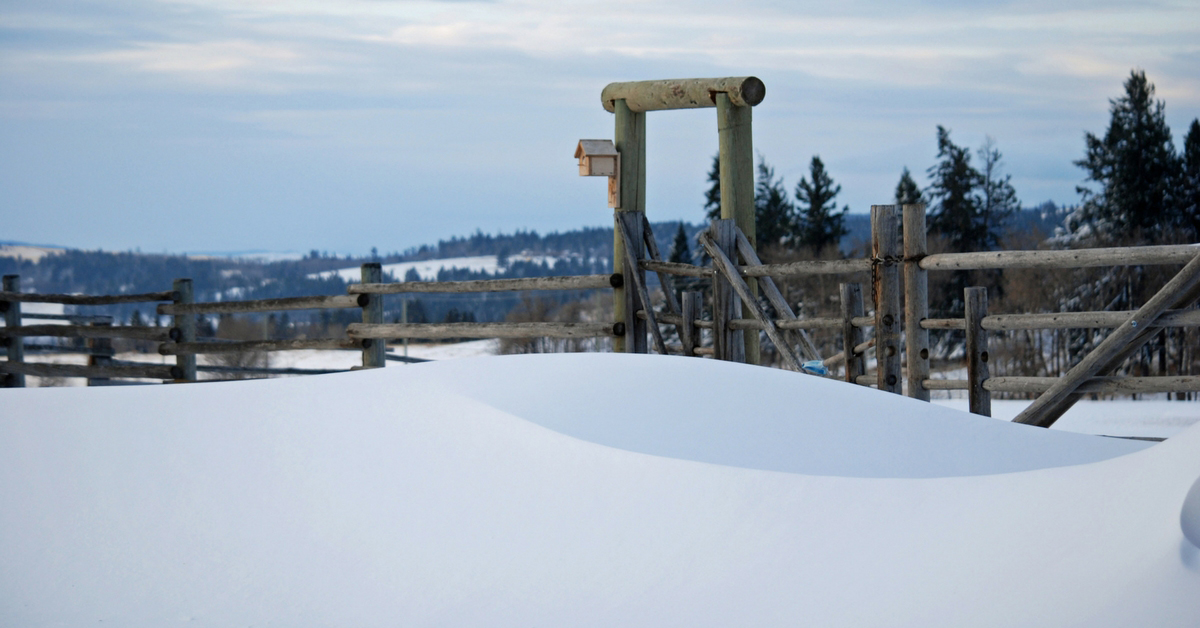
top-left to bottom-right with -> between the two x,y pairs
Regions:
716,92 -> 758,365
872,205 -> 903,394
710,219 -> 744,362
2,274 -> 25,387
903,203 -> 930,400
841,282 -> 866,384
617,211 -> 649,353
681,290 -> 700,357
612,98 -> 646,353
965,287 -> 991,416
172,278 -> 197,382
86,318 -> 114,386
360,263 -> 386,368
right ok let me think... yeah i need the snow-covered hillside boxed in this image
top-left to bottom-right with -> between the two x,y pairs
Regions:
2,354 -> 1199,626
309,253 -> 564,282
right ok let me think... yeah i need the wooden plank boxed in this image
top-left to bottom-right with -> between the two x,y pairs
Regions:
0,361 -> 177,380
19,313 -> 113,323
0,290 -> 176,305
681,291 -> 701,358
707,220 -> 743,362
171,279 -> 197,382
717,93 -> 758,365
617,212 -> 667,355
1014,250 -> 1200,427
920,243 -> 1199,271
824,338 -> 875,370
86,321 -> 114,386
159,294 -> 361,315
700,230 -> 801,371
2,275 -> 26,387
734,229 -> 822,361
640,214 -> 681,315
160,338 -> 365,355
638,260 -> 713,278
347,322 -> 616,340
985,376 -> 1200,394
0,324 -> 172,341
360,264 -> 386,368
872,205 -> 903,394
349,275 -> 612,295
965,287 -> 991,417
612,98 -> 646,353
740,258 -> 873,277
921,318 -> 967,330
982,308 -> 1200,330
601,77 -> 765,112
903,203 -> 931,401
841,283 -> 867,384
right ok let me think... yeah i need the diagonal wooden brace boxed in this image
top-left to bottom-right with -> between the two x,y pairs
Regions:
615,215 -> 669,355
1014,250 -> 1200,427
700,232 -> 803,372
733,229 -> 822,362
639,214 -> 681,316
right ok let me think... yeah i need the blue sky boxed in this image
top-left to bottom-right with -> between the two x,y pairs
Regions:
2,0 -> 1198,255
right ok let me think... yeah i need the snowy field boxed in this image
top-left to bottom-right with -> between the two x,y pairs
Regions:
309,253 -> 563,282
2,353 -> 1199,626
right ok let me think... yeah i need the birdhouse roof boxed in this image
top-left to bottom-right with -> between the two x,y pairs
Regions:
575,139 -> 618,159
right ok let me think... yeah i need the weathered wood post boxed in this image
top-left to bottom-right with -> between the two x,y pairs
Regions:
903,203 -> 931,400
716,92 -> 758,365
965,286 -> 991,416
360,263 -> 386,368
616,210 -> 649,353
2,274 -> 25,387
710,219 -> 744,362
612,98 -> 646,353
872,205 -> 903,394
840,282 -> 866,384
86,317 -> 114,386
171,278 -> 197,382
681,290 -> 701,357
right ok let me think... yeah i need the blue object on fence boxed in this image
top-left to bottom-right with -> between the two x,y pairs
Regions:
802,360 -> 829,376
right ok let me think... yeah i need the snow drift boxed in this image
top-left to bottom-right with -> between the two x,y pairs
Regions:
2,353 -> 1198,626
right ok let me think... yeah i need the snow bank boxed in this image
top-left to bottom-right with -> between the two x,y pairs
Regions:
2,353 -> 1198,627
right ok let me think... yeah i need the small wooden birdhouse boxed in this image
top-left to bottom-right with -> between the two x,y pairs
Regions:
575,139 -> 620,208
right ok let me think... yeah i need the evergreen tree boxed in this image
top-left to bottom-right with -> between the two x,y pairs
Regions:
1074,70 -> 1180,240
755,159 -> 796,249
895,167 -> 923,205
668,223 -> 691,264
1179,119 -> 1200,240
704,154 -> 721,221
794,156 -> 849,255
926,126 -> 985,253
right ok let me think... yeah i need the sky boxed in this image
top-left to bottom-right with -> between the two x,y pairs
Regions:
2,0 -> 1198,255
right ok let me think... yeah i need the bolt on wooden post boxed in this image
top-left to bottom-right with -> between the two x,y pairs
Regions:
903,203 -> 931,401
872,205 -> 903,394
2,274 -> 26,387
360,263 -> 386,368
965,287 -> 991,416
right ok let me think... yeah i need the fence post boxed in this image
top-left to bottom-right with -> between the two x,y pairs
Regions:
681,290 -> 700,357
716,92 -> 758,365
172,278 -> 197,382
710,219 -> 744,362
2,275 -> 25,387
872,205 -> 902,394
841,282 -> 866,384
616,211 -> 648,353
903,203 -> 931,401
965,286 -> 991,416
612,98 -> 646,354
360,263 -> 386,368
86,317 -> 114,386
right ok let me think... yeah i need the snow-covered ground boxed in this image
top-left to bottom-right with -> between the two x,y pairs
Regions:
308,253 -> 563,282
2,353 -> 1199,626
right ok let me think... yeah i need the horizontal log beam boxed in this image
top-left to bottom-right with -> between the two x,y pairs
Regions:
924,376 -> 1200,394
920,244 -> 1199,271
18,313 -> 114,323
0,325 -> 171,341
0,290 -> 177,305
159,338 -> 364,355
639,260 -> 713,278
923,308 -> 1200,331
740,258 -> 873,277
347,322 -> 617,340
0,361 -> 178,380
601,77 -> 765,113
349,275 -> 613,295
158,294 -> 361,316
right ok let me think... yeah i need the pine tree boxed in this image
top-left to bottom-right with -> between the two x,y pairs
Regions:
1075,70 -> 1180,240
704,154 -> 721,221
755,159 -> 796,249
894,167 -> 922,205
926,126 -> 985,253
794,156 -> 849,255
668,223 -> 691,264
1179,119 -> 1200,240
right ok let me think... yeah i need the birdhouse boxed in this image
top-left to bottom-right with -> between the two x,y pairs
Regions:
575,139 -> 620,208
